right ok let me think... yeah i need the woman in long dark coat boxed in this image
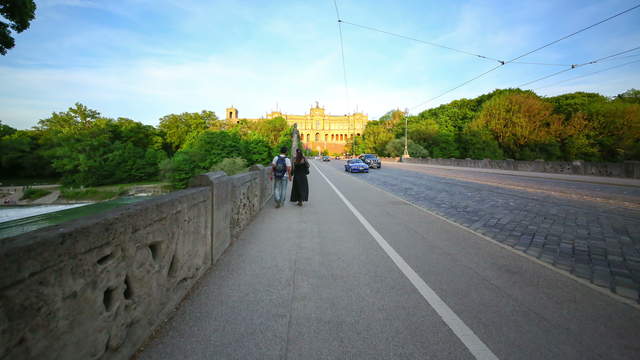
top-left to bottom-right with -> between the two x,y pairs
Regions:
290,148 -> 309,206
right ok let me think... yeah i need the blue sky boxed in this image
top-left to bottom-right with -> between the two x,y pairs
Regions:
1,0 -> 639,129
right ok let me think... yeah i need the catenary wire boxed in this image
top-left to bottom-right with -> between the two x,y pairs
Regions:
333,0 -> 350,112
517,45 -> 640,88
596,52 -> 640,63
339,20 -> 504,63
535,58 -> 640,90
409,3 -> 640,111
340,20 -> 576,67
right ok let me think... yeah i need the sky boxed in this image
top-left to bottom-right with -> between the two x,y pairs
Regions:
1,0 -> 639,129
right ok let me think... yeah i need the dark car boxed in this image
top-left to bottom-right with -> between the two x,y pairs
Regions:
344,158 -> 369,173
322,156 -> 331,162
359,154 -> 381,169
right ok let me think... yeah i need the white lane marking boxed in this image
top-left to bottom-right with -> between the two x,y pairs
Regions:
312,161 -> 499,360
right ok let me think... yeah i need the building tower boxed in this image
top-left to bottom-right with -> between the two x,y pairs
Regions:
226,107 -> 239,123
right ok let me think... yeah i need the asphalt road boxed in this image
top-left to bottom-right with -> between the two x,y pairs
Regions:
329,160 -> 640,301
138,160 -> 640,360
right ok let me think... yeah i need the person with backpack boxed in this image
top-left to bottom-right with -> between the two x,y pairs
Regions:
270,146 -> 292,208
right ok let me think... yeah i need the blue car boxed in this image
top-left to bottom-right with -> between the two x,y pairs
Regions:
344,159 -> 369,173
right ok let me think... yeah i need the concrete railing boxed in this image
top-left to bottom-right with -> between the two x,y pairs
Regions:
380,157 -> 640,179
0,165 -> 273,360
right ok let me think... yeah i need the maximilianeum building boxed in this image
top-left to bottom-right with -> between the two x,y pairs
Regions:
225,102 -> 370,154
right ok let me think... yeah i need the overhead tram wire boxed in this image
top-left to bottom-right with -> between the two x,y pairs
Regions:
535,58 -> 640,90
333,0 -> 350,114
596,52 -> 640,63
340,20 -> 575,67
333,0 -> 357,155
338,20 -> 504,64
409,3 -> 640,112
517,45 -> 640,88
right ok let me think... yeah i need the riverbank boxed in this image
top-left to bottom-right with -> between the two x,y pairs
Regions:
0,182 -> 171,206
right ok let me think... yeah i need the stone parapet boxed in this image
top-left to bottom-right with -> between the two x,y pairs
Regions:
1,167 -> 274,360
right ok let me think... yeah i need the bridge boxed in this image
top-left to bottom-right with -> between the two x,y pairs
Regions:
2,158 -> 640,359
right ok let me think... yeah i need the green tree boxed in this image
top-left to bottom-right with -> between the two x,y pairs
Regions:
0,0 -> 36,55
589,102 -> 640,161
362,121 -> 394,155
0,129 -> 54,178
385,138 -> 429,158
162,128 -> 278,189
473,92 -> 563,159
210,158 -> 248,176
344,135 -> 367,155
158,110 -> 220,152
36,103 -> 168,186
252,116 -> 289,147
615,89 -> 640,104
242,134 -> 273,165
159,151 -> 201,189
0,120 -> 16,137
460,126 -> 504,160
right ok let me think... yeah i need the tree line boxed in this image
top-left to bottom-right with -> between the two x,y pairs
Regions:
0,103 -> 292,189
351,88 -> 640,162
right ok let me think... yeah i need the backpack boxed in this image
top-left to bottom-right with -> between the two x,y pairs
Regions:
274,156 -> 287,179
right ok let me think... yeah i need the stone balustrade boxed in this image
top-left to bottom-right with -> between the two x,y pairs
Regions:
0,165 -> 273,360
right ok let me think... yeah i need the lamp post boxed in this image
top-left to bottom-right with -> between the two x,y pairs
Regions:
352,112 -> 355,157
401,108 -> 410,161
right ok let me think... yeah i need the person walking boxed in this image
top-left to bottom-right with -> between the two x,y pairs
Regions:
271,146 -> 292,208
290,148 -> 309,206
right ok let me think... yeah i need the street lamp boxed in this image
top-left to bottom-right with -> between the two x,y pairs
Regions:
401,108 -> 410,161
352,112 -> 355,157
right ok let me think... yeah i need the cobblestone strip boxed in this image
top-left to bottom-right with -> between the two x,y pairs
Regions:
350,166 -> 640,303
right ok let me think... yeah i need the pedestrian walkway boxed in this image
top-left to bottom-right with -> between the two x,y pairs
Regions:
138,161 -> 640,360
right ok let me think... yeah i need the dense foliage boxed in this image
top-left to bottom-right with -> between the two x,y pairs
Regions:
355,88 -> 640,162
2,88 -> 637,191
1,105 -> 291,189
0,0 -> 36,55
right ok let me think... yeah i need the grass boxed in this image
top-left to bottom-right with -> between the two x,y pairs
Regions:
59,181 -> 171,201
20,188 -> 52,201
60,188 -> 124,201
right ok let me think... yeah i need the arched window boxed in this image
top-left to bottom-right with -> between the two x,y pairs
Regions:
315,133 -> 319,142
325,134 -> 328,141
307,134 -> 310,141
331,134 -> 334,141
300,134 -> 304,141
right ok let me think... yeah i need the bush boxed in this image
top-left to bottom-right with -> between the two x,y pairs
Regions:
210,158 -> 248,176
385,138 -> 429,158
460,127 -> 504,160
20,188 -> 52,200
160,151 -> 203,190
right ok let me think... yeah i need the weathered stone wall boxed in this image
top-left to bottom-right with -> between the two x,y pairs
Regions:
0,166 -> 273,360
381,157 -> 640,179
